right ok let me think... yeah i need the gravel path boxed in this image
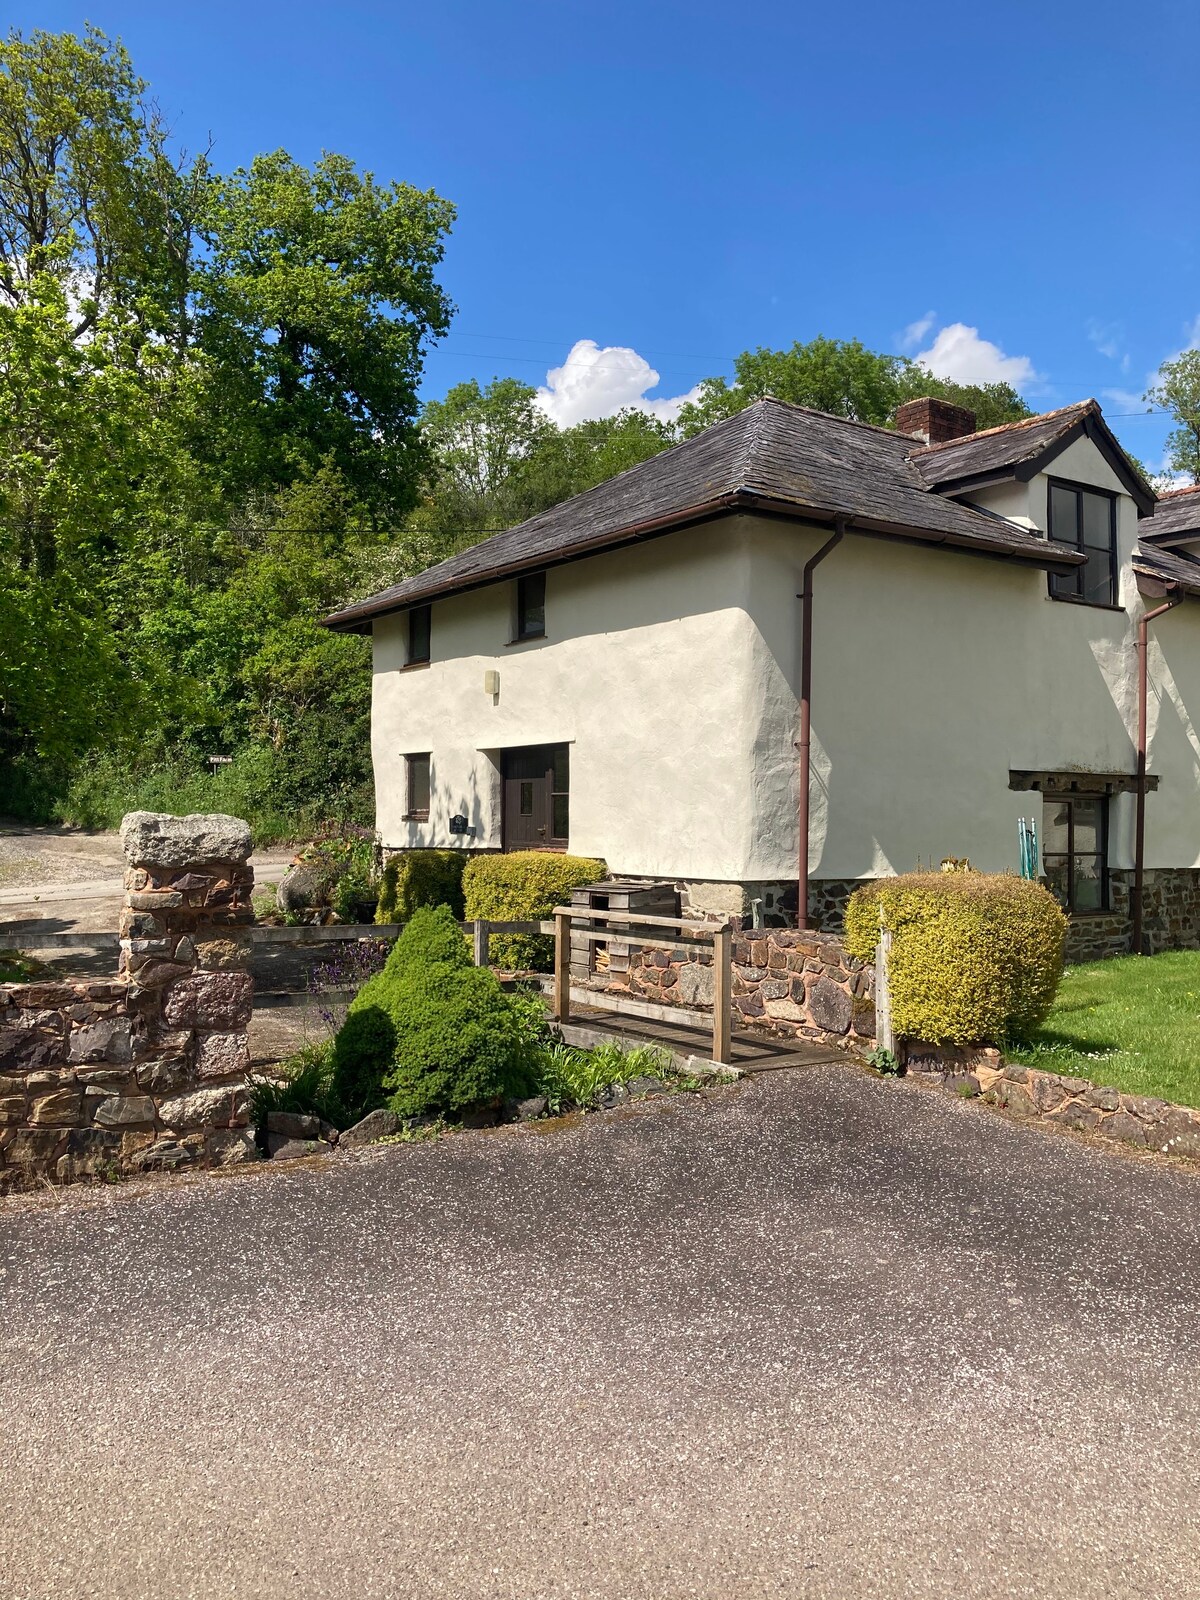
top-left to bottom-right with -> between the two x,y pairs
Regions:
3,1063 -> 1199,1599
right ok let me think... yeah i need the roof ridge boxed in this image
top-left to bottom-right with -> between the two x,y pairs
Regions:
754,393 -> 920,442
912,400 -> 1098,457
1158,482 -> 1200,498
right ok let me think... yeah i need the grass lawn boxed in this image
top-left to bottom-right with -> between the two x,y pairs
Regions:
1008,950 -> 1200,1109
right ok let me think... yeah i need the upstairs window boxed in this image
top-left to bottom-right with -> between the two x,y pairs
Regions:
406,604 -> 431,665
1042,793 -> 1108,913
515,572 -> 546,641
1048,481 -> 1118,607
404,752 -> 430,820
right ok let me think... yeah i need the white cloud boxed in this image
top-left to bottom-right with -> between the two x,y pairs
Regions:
535,339 -> 701,428
1101,387 -> 1150,413
914,322 -> 1037,388
1087,318 -> 1128,368
898,311 -> 936,352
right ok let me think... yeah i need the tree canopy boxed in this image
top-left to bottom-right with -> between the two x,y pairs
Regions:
677,337 -> 1031,436
1146,349 -> 1200,483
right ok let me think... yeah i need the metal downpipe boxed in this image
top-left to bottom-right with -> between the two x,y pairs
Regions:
796,519 -> 847,931
1133,590 -> 1180,955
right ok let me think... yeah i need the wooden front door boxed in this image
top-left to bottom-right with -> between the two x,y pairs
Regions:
502,744 -> 569,851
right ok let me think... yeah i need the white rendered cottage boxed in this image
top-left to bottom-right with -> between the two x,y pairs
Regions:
323,396 -> 1200,959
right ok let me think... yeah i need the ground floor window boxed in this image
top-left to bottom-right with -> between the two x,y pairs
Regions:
404,752 -> 431,820
1042,793 -> 1108,912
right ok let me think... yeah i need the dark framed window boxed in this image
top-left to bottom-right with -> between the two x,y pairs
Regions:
550,743 -> 569,844
406,604 -> 431,665
404,752 -> 430,820
1047,479 -> 1118,607
1043,793 -> 1108,913
515,571 -> 546,641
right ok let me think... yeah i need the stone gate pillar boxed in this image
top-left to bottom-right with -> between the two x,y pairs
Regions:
0,812 -> 259,1191
115,810 -> 258,1172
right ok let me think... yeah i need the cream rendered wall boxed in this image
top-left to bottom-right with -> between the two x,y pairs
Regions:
370,433 -> 1200,885
742,430 -> 1200,882
371,518 -> 784,879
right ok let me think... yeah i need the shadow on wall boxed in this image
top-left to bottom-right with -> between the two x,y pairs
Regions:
421,755 -> 497,849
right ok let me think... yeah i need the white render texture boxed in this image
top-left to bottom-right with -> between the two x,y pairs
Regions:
369,432 -> 1200,886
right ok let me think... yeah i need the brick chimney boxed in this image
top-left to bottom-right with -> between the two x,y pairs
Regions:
894,396 -> 977,446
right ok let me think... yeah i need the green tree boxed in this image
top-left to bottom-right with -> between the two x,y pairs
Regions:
194,151 -> 455,514
1146,349 -> 1200,483
411,377 -> 552,542
677,336 -> 1031,437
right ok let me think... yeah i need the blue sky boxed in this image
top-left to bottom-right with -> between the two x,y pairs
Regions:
21,0 -> 1200,467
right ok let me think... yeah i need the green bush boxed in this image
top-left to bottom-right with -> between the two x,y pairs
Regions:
844,871 -> 1067,1046
247,1042 -> 343,1127
329,904 -> 544,1121
537,1039 -> 671,1112
462,851 -> 606,970
376,849 -> 467,923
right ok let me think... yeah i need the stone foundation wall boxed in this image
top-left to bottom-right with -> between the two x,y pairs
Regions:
0,812 -> 257,1194
1065,868 -> 1200,963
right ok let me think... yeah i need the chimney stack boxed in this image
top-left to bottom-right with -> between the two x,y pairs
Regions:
894,396 -> 977,446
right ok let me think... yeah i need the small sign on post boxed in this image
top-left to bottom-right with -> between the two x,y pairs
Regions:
208,754 -> 232,774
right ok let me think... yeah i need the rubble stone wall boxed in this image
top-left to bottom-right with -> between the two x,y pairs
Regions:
905,1046 -> 1200,1162
578,925 -> 876,1049
0,812 -> 257,1193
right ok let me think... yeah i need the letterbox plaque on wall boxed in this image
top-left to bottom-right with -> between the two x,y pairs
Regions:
449,814 -> 469,835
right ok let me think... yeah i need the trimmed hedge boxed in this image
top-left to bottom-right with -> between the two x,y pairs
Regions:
376,849 -> 467,924
329,905 -> 542,1121
844,872 -> 1066,1046
462,851 -> 606,970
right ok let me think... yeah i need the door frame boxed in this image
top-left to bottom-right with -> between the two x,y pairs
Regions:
500,743 -> 570,852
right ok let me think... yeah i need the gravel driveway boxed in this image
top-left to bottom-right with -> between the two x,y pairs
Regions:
3,1063 -> 1199,1599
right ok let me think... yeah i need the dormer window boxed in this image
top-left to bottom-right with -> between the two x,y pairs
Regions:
1047,480 -> 1118,608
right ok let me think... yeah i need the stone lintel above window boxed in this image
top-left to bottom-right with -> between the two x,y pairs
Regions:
1008,770 -> 1158,797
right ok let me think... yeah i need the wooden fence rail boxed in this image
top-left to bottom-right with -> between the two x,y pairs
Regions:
5,913 -> 735,1064
551,905 -> 733,1065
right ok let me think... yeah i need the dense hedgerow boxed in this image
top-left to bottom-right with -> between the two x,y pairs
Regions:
375,849 -> 467,923
329,904 -> 543,1120
844,872 -> 1067,1046
462,851 -> 606,969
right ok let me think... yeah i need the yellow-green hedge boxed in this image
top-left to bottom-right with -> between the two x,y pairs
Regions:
462,851 -> 606,970
376,850 -> 467,924
844,872 -> 1067,1045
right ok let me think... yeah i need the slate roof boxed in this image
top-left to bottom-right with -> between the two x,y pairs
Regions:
1132,540 -> 1200,598
1137,484 -> 1200,546
910,399 -> 1156,513
324,398 -> 1084,631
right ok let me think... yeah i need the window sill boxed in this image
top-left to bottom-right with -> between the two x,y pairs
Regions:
399,659 -> 430,672
402,812 -> 429,823
1047,594 -> 1126,615
1064,908 -> 1114,919
506,633 -> 547,647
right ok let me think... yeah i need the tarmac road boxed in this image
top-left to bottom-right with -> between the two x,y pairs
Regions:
2,1062 -> 1199,1599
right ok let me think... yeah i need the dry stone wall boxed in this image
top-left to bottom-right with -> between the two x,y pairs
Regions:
0,812 -> 257,1193
579,925 -> 876,1048
905,1047 -> 1200,1162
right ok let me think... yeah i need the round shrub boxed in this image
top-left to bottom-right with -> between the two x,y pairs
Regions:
844,872 -> 1067,1046
376,849 -> 467,924
382,961 -> 542,1117
329,903 -> 542,1121
462,851 -> 606,970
